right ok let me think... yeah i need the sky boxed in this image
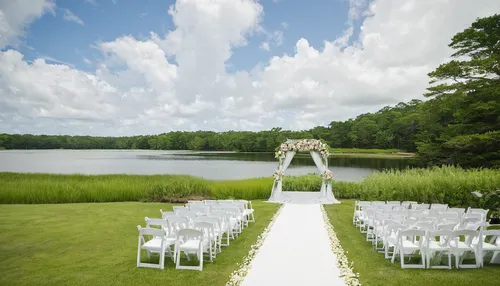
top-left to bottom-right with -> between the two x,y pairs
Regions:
0,0 -> 498,136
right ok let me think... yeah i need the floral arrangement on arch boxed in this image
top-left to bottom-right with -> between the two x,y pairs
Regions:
323,169 -> 334,181
273,169 -> 284,181
275,139 -> 329,160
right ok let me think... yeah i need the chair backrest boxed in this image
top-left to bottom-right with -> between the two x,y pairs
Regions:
196,216 -> 221,230
173,206 -> 188,214
447,208 -> 465,215
452,229 -> 479,245
386,201 -> 401,205
137,225 -> 166,240
430,204 -> 448,211
189,204 -> 211,215
426,230 -> 454,247
480,230 -> 500,244
385,222 -> 405,236
160,210 -> 177,220
399,229 -> 426,245
413,221 -> 436,231
194,222 -> 215,241
188,200 -> 204,204
437,223 -> 457,231
168,216 -> 189,232
412,204 -> 430,210
176,228 -> 203,242
145,217 -> 168,229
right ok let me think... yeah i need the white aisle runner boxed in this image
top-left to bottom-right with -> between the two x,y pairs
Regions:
241,204 -> 346,286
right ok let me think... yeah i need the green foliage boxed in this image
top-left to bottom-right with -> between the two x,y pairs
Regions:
144,176 -> 212,202
351,166 -> 500,207
2,167 -> 499,206
418,14 -> 500,167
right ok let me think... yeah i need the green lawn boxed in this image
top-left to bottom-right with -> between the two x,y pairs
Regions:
0,201 -> 279,286
324,201 -> 500,286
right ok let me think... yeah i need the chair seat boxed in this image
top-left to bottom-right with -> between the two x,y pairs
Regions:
450,241 -> 475,250
142,237 -> 174,251
427,241 -> 450,250
179,239 -> 206,251
244,209 -> 254,216
480,242 -> 500,251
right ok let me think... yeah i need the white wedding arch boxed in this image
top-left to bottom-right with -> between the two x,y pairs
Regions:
268,139 -> 340,204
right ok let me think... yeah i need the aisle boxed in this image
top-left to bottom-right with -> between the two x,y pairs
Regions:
241,204 -> 346,286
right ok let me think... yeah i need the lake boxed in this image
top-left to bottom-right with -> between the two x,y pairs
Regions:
0,150 -> 413,182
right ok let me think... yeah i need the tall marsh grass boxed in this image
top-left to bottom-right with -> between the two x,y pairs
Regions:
352,166 -> 500,206
0,166 -> 499,205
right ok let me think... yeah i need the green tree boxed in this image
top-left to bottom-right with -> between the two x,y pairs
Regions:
419,14 -> 500,167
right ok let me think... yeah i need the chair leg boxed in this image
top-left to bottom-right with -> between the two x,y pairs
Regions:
137,240 -> 142,267
199,248 -> 204,271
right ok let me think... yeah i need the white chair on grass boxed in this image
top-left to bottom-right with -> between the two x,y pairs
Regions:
237,200 -> 255,222
194,222 -> 217,262
137,226 -> 171,270
425,230 -> 454,269
160,210 -> 177,220
474,230 -> 500,266
197,216 -> 224,253
391,229 -> 426,269
450,230 -> 482,268
145,217 -> 176,261
211,211 -> 235,246
174,229 -> 205,271
383,222 -> 405,259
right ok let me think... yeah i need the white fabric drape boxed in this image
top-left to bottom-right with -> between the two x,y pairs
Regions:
282,151 -> 296,172
269,151 -> 295,200
310,151 -> 325,173
268,149 -> 340,204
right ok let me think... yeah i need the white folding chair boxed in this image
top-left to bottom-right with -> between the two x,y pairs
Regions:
194,222 -> 217,261
174,229 -> 204,271
451,229 -> 482,268
425,230 -> 454,269
145,217 -> 176,261
383,222 -> 405,259
391,229 -> 426,269
197,216 -> 223,253
473,230 -> 500,266
237,200 -> 255,223
136,226 -> 170,270
211,210 -> 235,246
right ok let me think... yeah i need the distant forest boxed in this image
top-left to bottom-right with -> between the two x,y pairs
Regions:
1,15 -> 499,168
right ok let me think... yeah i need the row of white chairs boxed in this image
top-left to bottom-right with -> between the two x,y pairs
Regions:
353,201 -> 500,269
137,199 -> 255,271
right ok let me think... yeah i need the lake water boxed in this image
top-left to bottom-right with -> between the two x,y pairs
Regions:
0,150 -> 413,182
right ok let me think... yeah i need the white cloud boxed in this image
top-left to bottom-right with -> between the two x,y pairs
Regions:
0,0 -> 499,135
62,8 -> 84,25
259,42 -> 270,51
0,0 -> 54,49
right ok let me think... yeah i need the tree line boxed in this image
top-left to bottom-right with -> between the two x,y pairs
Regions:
0,15 -> 498,168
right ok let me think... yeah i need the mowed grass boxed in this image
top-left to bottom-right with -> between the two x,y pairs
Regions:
0,201 -> 280,286
324,200 -> 500,286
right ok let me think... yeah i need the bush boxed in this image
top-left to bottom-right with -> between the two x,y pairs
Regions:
144,176 -> 212,203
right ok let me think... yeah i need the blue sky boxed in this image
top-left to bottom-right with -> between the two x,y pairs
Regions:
1,0 -> 498,135
19,0 -> 352,72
